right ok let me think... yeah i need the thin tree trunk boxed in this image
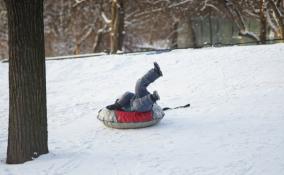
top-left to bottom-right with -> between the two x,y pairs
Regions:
260,0 -> 267,43
171,21 -> 178,49
188,17 -> 197,48
5,0 -> 48,164
117,0 -> 124,51
110,0 -> 124,54
209,10 -> 213,46
93,31 -> 104,53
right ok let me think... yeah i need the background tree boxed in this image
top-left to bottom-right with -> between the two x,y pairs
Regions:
259,0 -> 267,43
1,0 -> 284,58
110,0 -> 124,54
267,0 -> 284,39
4,0 -> 48,164
0,0 -> 8,59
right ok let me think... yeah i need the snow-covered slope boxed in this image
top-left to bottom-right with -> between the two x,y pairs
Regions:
0,44 -> 284,175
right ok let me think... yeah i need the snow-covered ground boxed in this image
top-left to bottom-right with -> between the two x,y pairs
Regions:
0,44 -> 284,175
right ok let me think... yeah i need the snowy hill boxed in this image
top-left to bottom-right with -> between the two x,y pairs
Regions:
1,44 -> 284,175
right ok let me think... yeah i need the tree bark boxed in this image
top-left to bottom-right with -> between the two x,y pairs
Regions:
5,0 -> 48,164
110,0 -> 124,54
171,21 -> 178,49
259,0 -> 267,43
117,0 -> 124,51
209,10 -> 213,46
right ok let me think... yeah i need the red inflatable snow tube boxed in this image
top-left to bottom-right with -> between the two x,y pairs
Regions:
115,110 -> 153,123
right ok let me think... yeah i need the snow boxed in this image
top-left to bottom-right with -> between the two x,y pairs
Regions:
1,44 -> 284,175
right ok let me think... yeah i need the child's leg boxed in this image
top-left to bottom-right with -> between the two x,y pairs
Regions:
106,91 -> 135,110
117,91 -> 135,107
135,68 -> 161,98
131,94 -> 155,112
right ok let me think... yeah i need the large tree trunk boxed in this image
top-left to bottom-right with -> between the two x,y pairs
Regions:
110,0 -> 124,54
5,0 -> 48,164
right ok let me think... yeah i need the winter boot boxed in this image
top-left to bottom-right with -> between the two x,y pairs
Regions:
137,63 -> 162,91
150,90 -> 160,102
106,102 -> 121,110
154,62 -> 163,77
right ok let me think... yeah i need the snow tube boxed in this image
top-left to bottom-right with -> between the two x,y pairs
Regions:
97,104 -> 165,129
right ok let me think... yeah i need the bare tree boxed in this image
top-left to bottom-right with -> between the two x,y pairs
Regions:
259,0 -> 267,43
267,0 -> 284,39
224,0 -> 260,42
110,0 -> 125,54
1,0 -> 284,57
44,0 -> 108,55
224,0 -> 284,43
0,0 -> 8,59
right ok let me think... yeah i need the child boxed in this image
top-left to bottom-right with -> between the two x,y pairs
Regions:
106,62 -> 163,112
